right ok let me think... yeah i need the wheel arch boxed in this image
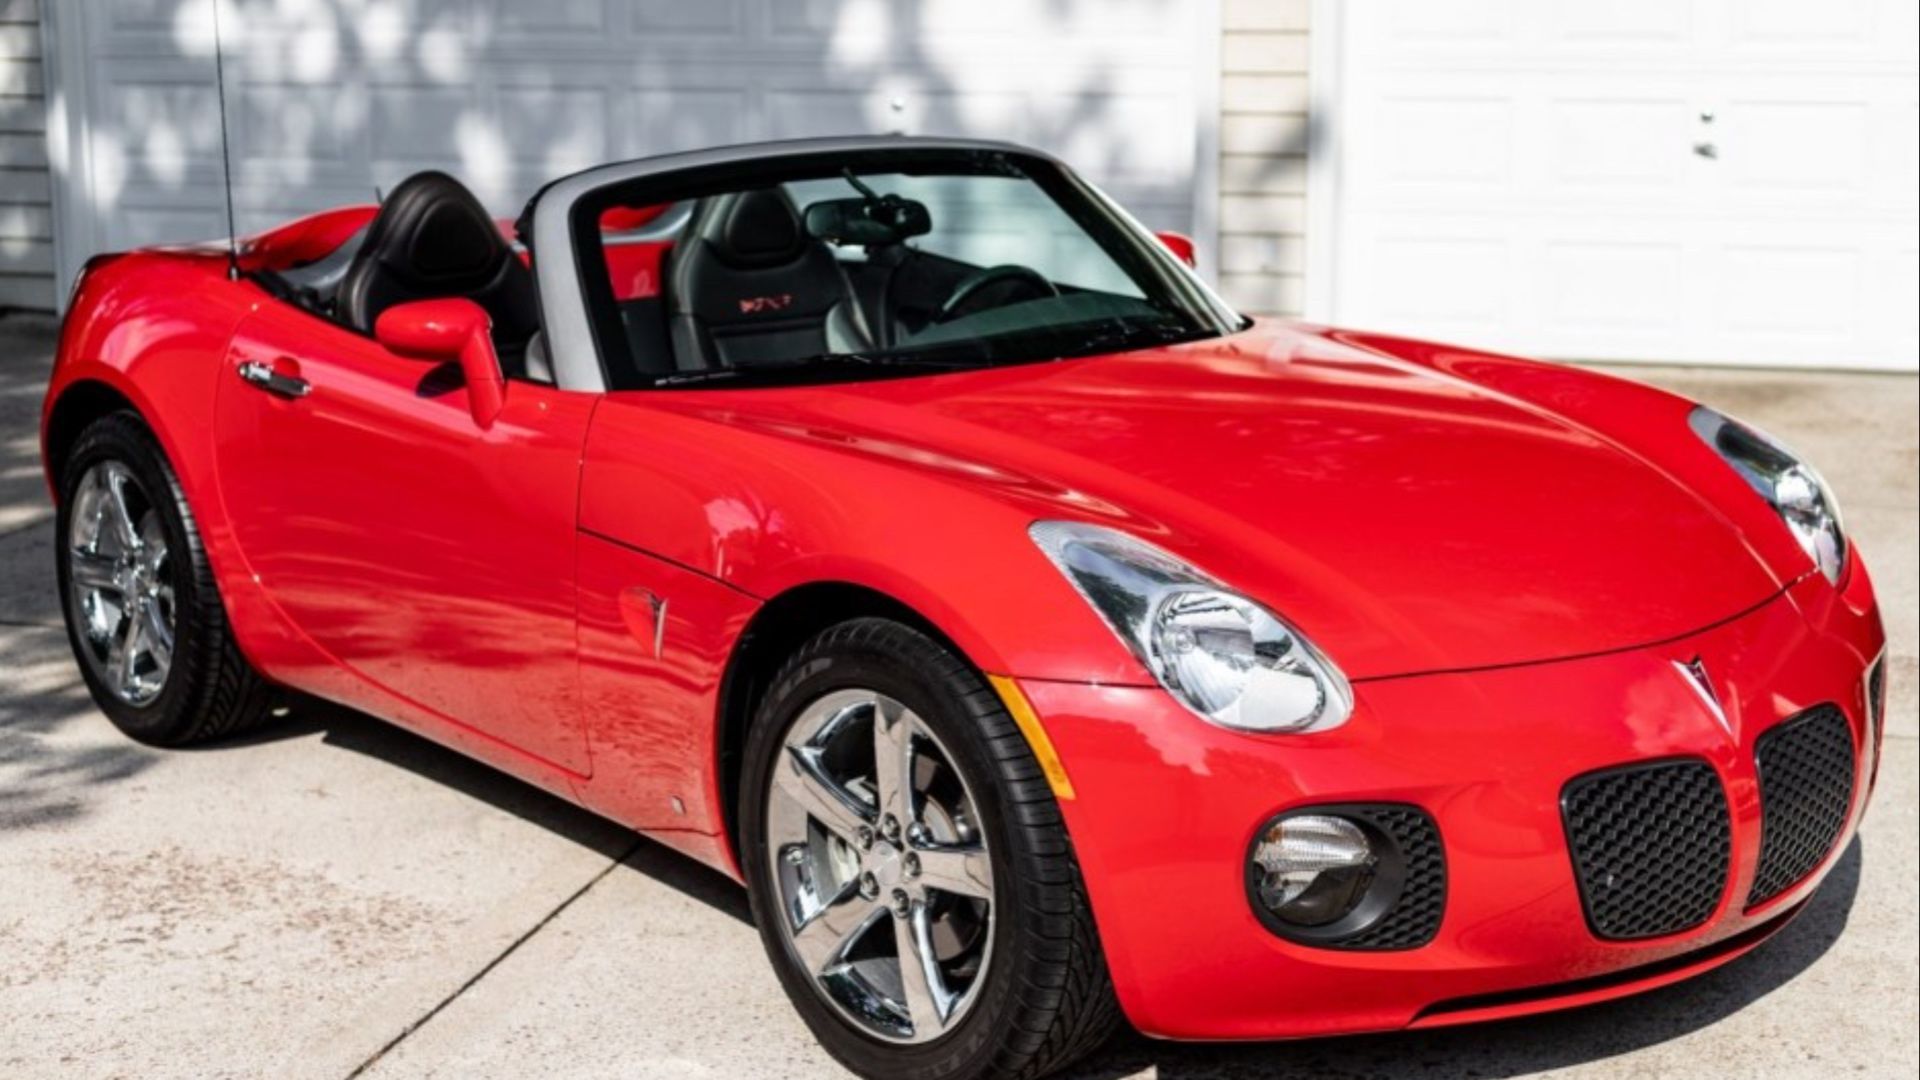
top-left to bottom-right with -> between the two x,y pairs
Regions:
41,378 -> 143,498
713,580 -> 972,866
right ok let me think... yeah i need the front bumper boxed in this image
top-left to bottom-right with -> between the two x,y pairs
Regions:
1026,557 -> 1885,1040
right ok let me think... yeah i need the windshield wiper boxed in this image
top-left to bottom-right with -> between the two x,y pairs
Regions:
1067,320 -> 1208,357
651,350 -> 980,388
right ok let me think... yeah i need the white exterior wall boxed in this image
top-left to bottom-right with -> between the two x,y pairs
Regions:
0,0 -> 50,309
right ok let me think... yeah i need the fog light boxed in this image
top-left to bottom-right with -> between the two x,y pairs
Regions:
1250,814 -> 1376,927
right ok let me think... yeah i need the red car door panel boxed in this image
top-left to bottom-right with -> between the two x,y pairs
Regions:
571,531 -> 758,858
213,305 -> 595,774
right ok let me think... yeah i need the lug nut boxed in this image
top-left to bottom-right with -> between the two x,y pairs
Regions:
890,889 -> 912,918
880,815 -> 901,842
906,822 -> 929,846
859,872 -> 880,900
855,825 -> 875,850
903,853 -> 920,879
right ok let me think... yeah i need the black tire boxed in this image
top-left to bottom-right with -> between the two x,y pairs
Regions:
740,617 -> 1121,1080
55,411 -> 274,746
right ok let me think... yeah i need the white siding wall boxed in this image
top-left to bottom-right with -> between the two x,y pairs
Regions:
1217,0 -> 1311,316
0,0 -> 49,310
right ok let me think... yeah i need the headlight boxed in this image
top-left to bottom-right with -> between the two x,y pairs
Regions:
1689,406 -> 1847,584
1029,521 -> 1354,733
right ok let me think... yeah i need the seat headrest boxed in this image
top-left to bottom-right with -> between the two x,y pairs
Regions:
335,170 -> 541,370
694,189 -> 807,269
368,171 -> 507,282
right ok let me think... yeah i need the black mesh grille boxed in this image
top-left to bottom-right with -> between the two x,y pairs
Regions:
1562,759 -> 1730,940
1337,806 -> 1445,951
1748,705 -> 1855,907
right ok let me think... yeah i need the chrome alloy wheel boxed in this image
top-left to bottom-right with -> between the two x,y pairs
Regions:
766,689 -> 996,1044
66,461 -> 176,706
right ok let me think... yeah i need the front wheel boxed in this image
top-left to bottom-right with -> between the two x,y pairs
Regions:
741,618 -> 1120,1080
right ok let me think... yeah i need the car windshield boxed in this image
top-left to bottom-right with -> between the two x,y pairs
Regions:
575,150 -> 1245,389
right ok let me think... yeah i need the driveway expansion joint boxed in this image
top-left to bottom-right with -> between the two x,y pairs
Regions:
341,840 -> 645,1079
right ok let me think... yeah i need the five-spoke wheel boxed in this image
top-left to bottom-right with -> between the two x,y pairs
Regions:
767,688 -> 995,1043
57,412 -> 272,745
742,617 -> 1120,1080
66,460 -> 176,705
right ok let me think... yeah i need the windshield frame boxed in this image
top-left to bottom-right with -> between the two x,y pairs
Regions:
522,137 -> 1242,393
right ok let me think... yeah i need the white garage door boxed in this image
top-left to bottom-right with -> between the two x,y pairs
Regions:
45,0 -> 1207,303
1324,0 -> 1920,371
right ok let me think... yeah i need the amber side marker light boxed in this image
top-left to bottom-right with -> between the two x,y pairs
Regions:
988,674 -> 1077,801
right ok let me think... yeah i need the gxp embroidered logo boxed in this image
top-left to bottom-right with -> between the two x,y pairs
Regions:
1674,656 -> 1733,739
739,293 -> 795,314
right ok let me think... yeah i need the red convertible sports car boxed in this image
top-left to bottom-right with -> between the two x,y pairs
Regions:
42,137 -> 1886,1080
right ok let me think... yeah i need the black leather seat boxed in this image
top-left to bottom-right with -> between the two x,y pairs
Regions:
337,171 -> 545,380
663,188 -> 874,371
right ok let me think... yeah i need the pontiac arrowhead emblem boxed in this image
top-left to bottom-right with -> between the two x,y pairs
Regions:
1674,656 -> 1732,738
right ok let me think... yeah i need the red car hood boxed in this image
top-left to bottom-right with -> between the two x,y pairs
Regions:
686,323 -> 1784,680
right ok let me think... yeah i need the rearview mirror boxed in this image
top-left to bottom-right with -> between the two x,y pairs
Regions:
803,196 -> 932,246
1155,231 -> 1197,268
375,298 -> 505,429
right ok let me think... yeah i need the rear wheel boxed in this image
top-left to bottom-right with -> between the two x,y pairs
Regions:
741,618 -> 1120,1080
57,413 -> 273,745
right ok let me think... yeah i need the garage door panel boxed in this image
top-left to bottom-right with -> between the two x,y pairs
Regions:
1363,233 -> 1512,326
629,0 -> 745,36
98,71 -> 226,192
371,85 -> 468,170
1370,0 -> 1516,46
1720,101 -> 1868,197
1372,97 -> 1511,188
239,84 -> 364,180
763,87 -> 894,141
621,88 -> 755,157
1891,101 -> 1920,204
1727,0 -> 1872,48
1713,244 -> 1860,337
476,0 -> 616,38
498,84 -> 617,177
1549,98 -> 1692,189
1878,245 -> 1920,353
1549,1 -> 1693,45
1544,241 -> 1685,332
772,0 -> 1180,51
114,206 -> 230,251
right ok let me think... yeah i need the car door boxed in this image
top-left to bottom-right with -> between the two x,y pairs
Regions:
212,303 -> 596,774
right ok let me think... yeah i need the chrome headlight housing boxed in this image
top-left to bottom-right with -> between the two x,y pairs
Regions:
1689,406 -> 1847,585
1029,521 -> 1354,733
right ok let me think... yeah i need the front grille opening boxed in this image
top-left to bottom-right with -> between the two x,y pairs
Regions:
1747,704 -> 1855,908
1562,759 -> 1731,941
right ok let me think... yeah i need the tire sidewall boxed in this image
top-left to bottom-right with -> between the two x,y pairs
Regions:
56,415 -> 205,741
740,627 -> 1037,1080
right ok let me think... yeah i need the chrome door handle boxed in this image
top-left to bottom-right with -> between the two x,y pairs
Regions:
236,358 -> 311,398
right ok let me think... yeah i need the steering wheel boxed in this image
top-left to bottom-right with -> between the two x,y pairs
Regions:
936,265 -> 1060,323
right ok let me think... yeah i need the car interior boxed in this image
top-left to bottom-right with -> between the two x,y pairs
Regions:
266,171 -> 550,381
259,169 -> 1134,390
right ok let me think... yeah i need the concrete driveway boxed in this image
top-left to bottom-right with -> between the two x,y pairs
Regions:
2,312 -> 1914,1080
